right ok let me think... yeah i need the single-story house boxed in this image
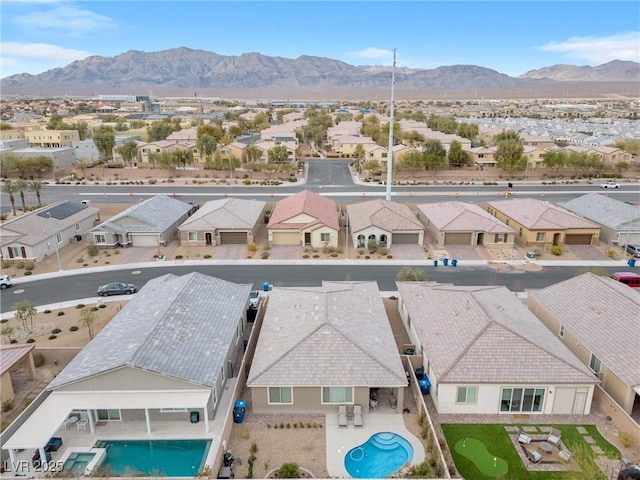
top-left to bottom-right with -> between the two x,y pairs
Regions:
527,273 -> 640,416
247,281 -> 407,414
267,190 -> 339,247
87,195 -> 194,248
0,345 -> 36,404
486,198 -> 600,248
561,193 -> 640,247
2,272 -> 251,465
396,282 -> 598,415
178,198 -> 266,246
347,200 -> 424,249
416,202 -> 515,248
0,201 -> 99,261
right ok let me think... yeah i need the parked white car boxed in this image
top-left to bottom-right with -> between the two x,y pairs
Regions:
0,274 -> 12,289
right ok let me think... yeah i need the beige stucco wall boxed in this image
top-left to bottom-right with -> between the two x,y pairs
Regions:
306,226 -> 338,248
1,373 -> 15,404
250,386 -> 372,414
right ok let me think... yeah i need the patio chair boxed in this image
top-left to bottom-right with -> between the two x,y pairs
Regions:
558,449 -> 574,463
353,404 -> 363,428
547,428 -> 561,446
76,420 -> 88,431
517,433 -> 531,445
338,405 -> 348,428
527,450 -> 542,464
59,418 -> 70,431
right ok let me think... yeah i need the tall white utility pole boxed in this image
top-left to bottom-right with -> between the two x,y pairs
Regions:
385,49 -> 396,201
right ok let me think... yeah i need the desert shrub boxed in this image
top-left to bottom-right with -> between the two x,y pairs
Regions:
387,255 -> 393,259
367,238 -> 378,252
26,338 -> 35,343
43,309 -> 52,314
76,257 -> 85,263
330,253 -> 339,257
620,431 -> 634,448
57,311 -> 65,316
9,339 -> 17,344
87,244 -> 99,257
277,463 -> 300,478
607,249 -> 617,258
90,307 -> 99,312
551,245 -> 563,256
33,352 -> 45,367
75,304 -> 85,309
243,178 -> 252,185
148,178 -> 157,184
52,328 -> 61,334
261,251 -> 270,259
302,254 -> 309,259
364,255 -> 370,259
15,261 -> 25,269
24,271 -> 32,275
70,325 -> 79,331
313,254 -> 320,258
175,255 -> 183,259
378,247 -> 389,256
1,260 -> 9,269
0,319 -> 7,324
2,400 -> 14,412
203,254 -> 211,259
248,242 -> 258,252
98,304 -> 107,309
48,335 -> 57,340
114,249 -> 120,255
24,261 -> 35,270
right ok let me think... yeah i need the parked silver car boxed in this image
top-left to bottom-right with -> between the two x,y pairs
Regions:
625,244 -> 640,258
97,282 -> 137,296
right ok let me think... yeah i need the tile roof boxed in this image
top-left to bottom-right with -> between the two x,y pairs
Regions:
527,273 -> 640,388
397,282 -> 597,384
561,193 -> 640,231
267,190 -> 339,231
247,282 -> 406,387
347,200 -> 423,233
486,198 -> 600,229
89,195 -> 192,235
49,273 -> 252,389
0,344 -> 35,375
416,202 -> 514,233
179,198 -> 265,231
0,201 -> 99,247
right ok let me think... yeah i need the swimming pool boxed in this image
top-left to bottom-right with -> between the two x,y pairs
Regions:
95,439 -> 211,476
344,432 -> 414,478
63,452 -> 97,475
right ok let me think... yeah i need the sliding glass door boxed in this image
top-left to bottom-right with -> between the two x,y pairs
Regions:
500,387 -> 545,413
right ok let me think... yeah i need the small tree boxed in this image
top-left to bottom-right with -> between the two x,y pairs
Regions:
367,238 -> 378,253
1,325 -> 15,344
277,463 -> 300,478
13,300 -> 37,331
1,180 -> 19,216
117,140 -> 139,168
14,179 -> 28,211
92,125 -> 116,162
79,306 -> 97,340
27,180 -> 45,207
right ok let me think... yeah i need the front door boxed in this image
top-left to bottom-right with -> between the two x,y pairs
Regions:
304,232 -> 311,245
205,232 -> 213,246
572,390 -> 587,414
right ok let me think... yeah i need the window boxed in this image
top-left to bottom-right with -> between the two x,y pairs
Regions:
97,409 -> 121,421
497,233 -> 505,243
456,386 -> 477,404
559,325 -> 565,338
536,232 -> 545,242
268,387 -> 292,404
519,228 -> 523,237
320,233 -> 330,242
322,387 -> 353,404
94,234 -> 107,244
56,233 -> 62,244
188,231 -> 197,241
75,223 -> 80,232
589,354 -> 602,373
500,387 -> 545,412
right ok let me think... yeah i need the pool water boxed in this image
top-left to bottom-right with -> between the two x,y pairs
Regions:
63,452 -> 96,475
95,439 -> 211,477
344,432 -> 414,478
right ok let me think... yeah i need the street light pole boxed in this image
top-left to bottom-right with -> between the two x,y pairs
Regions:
46,212 -> 63,271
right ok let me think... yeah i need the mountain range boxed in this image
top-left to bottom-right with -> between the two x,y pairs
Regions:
1,47 -> 638,99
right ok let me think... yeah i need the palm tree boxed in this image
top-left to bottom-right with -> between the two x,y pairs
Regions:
28,180 -> 45,208
1,180 -> 19,216
14,178 -> 28,211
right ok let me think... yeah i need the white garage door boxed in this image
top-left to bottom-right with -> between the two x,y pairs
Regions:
131,235 -> 159,247
272,231 -> 300,245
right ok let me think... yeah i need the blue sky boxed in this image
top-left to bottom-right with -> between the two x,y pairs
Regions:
1,1 -> 639,79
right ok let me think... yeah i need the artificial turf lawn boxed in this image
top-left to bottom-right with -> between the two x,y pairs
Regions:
455,437 -> 508,478
442,423 -> 620,480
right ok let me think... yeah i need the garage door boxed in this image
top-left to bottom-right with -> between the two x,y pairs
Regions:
219,231 -> 248,245
565,234 -> 592,245
272,231 -> 300,245
444,232 -> 472,245
131,235 -> 159,247
393,233 -> 420,244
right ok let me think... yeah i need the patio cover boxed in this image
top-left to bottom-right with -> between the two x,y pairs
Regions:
3,389 -> 211,450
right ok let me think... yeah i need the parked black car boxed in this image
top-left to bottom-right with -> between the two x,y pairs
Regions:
97,282 -> 137,296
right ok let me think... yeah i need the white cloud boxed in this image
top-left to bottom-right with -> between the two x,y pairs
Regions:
15,4 -> 117,36
347,47 -> 395,63
1,42 -> 91,77
538,32 -> 640,64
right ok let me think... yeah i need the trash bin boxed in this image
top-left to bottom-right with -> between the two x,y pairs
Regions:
451,259 -> 458,267
74,234 -> 82,241
433,260 -> 438,267
190,411 -> 199,424
419,375 -> 431,395
262,282 -> 270,292
628,259 -> 636,267
415,366 -> 424,378
217,466 -> 234,479
243,340 -> 248,352
233,400 -> 246,424
443,258 -> 449,266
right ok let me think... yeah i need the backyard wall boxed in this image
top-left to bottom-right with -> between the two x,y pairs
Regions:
592,386 -> 640,459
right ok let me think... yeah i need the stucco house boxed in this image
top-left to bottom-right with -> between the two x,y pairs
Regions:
87,195 -> 194,248
0,201 -> 99,262
347,199 -> 424,249
2,272 -> 251,467
0,345 -> 36,405
527,273 -> 640,417
397,282 -> 598,415
267,190 -> 339,247
416,202 -> 515,247
247,281 -> 407,414
486,198 -> 600,248
561,193 -> 640,248
178,198 -> 266,246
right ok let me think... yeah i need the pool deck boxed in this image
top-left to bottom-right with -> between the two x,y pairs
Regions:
325,412 -> 425,477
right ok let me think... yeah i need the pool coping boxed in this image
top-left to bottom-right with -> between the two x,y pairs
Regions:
325,413 -> 425,477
